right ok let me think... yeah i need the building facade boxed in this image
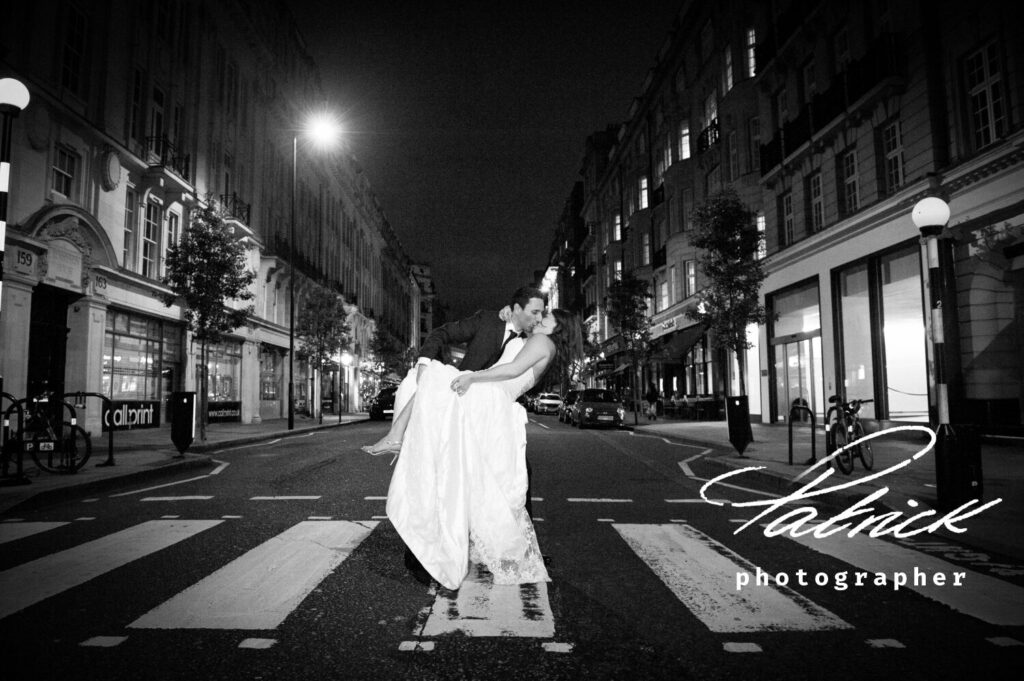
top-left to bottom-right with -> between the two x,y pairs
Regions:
1,0 -> 415,433
563,0 -> 1022,434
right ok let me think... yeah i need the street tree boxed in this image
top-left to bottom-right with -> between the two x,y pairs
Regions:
686,187 -> 769,397
162,201 -> 256,440
605,271 -> 652,425
367,328 -> 413,390
296,284 -> 350,423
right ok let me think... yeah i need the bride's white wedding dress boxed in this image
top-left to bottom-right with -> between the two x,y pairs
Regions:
385,345 -> 550,590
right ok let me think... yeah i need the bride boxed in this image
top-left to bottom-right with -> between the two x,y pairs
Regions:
385,308 -> 580,590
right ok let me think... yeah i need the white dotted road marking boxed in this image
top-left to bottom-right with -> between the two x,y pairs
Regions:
82,499 -> 99,503
140,496 -> 213,502
364,496 -> 387,500
665,498 -> 728,504
74,517 -> 96,521
222,515 -> 243,519
567,498 -> 633,503
723,642 -> 761,653
110,478 -> 212,498
371,515 -> 388,520
238,638 -> 277,649
249,496 -> 321,501
987,637 -> 1023,647
159,515 -> 179,519
669,519 -> 687,523
80,636 -> 128,647
308,516 -> 332,520
399,641 -> 435,651
533,518 -> 545,522
866,639 -> 906,648
597,519 -> 616,523
542,642 -> 574,653
531,497 -> 544,502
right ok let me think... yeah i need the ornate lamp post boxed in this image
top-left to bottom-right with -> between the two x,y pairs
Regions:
289,113 -> 341,430
912,195 -> 981,511
0,78 -> 30,399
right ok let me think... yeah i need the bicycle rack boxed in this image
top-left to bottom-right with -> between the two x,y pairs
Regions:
64,392 -> 116,467
787,404 -> 816,465
1,392 -> 29,486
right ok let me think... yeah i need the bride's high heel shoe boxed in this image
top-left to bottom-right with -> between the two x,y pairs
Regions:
361,440 -> 402,465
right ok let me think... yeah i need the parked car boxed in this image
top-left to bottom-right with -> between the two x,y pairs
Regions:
558,389 -> 581,423
570,388 -> 625,429
532,392 -> 562,415
368,386 -> 398,420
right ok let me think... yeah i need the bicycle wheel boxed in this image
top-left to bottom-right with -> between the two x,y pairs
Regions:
61,423 -> 91,472
853,421 -> 873,470
831,416 -> 854,474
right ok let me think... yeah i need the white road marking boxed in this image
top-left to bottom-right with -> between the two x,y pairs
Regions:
249,496 -> 321,501
723,642 -> 762,653
371,515 -> 388,520
614,523 -> 850,632
399,641 -> 435,651
665,498 -> 729,504
0,521 -> 69,545
160,515 -> 180,519
0,520 -> 222,619
567,498 -> 633,503
418,564 -> 555,638
597,518 -> 616,523
308,516 -> 332,520
82,499 -> 99,503
365,496 -> 388,500
129,520 -> 376,630
780,526 -> 1024,626
866,639 -> 906,648
531,497 -> 544,502
110,478 -> 211,497
238,638 -> 277,649
988,637 -> 1023,647
222,515 -> 243,519
531,421 -> 550,429
141,496 -> 213,502
210,459 -> 230,475
628,432 -> 708,449
75,517 -> 96,521
80,636 -> 128,647
685,475 -> 785,499
543,642 -> 574,653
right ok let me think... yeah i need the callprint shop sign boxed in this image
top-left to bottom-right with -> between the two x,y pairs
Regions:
101,400 -> 243,430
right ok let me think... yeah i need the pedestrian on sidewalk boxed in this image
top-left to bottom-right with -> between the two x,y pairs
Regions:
645,383 -> 659,421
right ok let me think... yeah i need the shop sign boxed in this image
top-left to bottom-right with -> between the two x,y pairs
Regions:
208,401 -> 242,423
649,314 -> 682,340
596,361 -> 615,372
102,400 -> 161,431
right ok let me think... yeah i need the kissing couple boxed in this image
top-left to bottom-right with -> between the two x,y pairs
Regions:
363,286 -> 582,590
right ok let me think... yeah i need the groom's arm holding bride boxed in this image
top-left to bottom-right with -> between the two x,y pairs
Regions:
450,335 -> 553,395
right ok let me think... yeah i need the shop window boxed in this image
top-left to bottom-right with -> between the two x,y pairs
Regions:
768,279 -> 824,422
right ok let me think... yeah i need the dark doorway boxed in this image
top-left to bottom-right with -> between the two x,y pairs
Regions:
26,285 -> 79,400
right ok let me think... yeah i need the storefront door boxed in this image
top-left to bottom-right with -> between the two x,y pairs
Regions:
774,336 -> 824,421
27,284 -> 79,399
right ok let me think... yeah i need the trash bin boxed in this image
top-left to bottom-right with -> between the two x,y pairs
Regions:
726,395 -> 753,455
170,392 -> 196,455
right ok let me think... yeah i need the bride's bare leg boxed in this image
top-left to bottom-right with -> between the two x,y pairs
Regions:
362,396 -> 414,454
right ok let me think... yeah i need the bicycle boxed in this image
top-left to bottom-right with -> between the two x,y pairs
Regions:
825,395 -> 874,474
20,394 -> 92,474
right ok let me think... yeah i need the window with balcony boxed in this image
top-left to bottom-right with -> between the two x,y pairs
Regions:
142,201 -> 162,279
728,130 -> 739,180
723,45 -> 734,92
780,192 -> 795,246
748,116 -> 761,172
124,188 -> 137,270
165,211 -> 180,275
639,176 -> 649,210
51,147 -> 77,198
685,260 -> 697,297
745,27 -> 757,77
880,119 -> 904,194
756,212 -> 767,259
679,123 -> 691,160
838,149 -> 860,215
613,213 -> 622,241
61,3 -> 89,96
703,92 -> 718,131
964,41 -> 1006,150
807,173 -> 824,232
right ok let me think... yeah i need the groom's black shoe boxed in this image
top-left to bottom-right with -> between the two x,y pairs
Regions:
404,548 -> 432,586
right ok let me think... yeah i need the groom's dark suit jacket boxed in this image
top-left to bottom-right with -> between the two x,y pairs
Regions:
418,309 -> 508,371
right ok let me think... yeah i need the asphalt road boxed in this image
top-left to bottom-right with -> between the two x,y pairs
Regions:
1,417 -> 1021,680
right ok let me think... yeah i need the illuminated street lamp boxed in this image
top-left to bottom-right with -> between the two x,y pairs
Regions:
289,113 -> 342,430
340,350 -> 354,415
0,78 -> 30,399
912,194 -> 981,511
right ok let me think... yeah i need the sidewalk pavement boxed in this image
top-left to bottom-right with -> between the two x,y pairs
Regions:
632,415 -> 1024,563
0,414 -> 369,514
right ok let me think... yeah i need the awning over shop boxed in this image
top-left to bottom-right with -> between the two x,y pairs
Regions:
651,324 -> 705,361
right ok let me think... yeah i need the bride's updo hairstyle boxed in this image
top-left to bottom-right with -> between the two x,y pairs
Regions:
543,308 -> 583,389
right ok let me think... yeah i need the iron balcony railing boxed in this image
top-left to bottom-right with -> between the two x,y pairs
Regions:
146,135 -> 191,182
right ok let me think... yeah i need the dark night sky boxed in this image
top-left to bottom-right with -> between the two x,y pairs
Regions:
292,1 -> 681,320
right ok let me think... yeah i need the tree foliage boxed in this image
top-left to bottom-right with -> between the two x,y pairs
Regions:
296,284 -> 350,370
162,202 -> 256,342
368,329 -> 413,384
605,272 -> 652,422
686,188 -> 769,394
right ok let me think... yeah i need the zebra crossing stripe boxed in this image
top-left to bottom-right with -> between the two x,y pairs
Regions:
129,520 -> 377,630
418,564 -> 555,638
613,523 -> 850,633
0,520 -> 222,620
779,527 -> 1024,626
0,522 -> 69,545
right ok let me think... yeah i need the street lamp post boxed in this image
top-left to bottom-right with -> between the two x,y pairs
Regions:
0,78 -> 31,399
912,195 -> 981,511
288,114 -> 341,430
